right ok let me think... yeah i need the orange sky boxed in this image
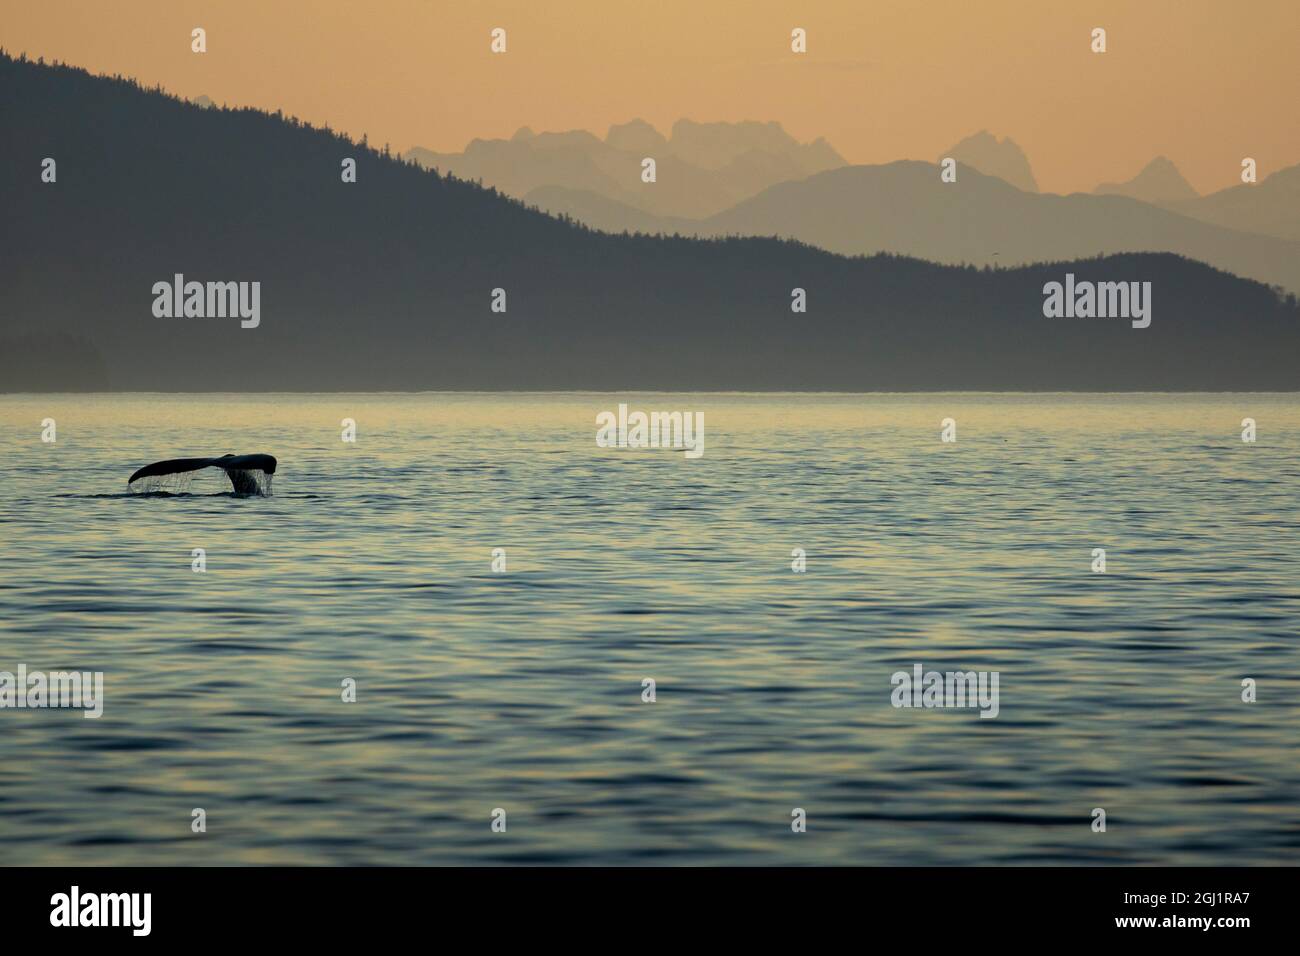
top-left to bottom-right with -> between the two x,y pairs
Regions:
6,0 -> 1297,194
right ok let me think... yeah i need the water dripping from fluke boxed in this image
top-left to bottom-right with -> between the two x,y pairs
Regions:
127,454 -> 277,497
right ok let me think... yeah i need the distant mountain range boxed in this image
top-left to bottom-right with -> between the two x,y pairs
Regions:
941,131 -> 1038,193
1095,156 -> 1199,203
2,53 -> 1298,392
1163,164 -> 1300,242
431,119 -> 1300,295
1087,156 -> 1300,244
405,118 -> 845,219
244,99 -> 1300,259
531,161 -> 1300,296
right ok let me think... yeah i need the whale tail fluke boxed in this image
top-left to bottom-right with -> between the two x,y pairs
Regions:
128,454 -> 277,496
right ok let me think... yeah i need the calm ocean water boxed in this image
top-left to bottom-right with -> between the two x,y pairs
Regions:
0,393 -> 1297,865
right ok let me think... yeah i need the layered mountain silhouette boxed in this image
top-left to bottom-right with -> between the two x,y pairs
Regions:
1095,156 -> 1199,203
533,161 -> 1300,297
941,131 -> 1038,193
525,184 -> 694,235
405,118 -> 844,219
1163,163 -> 1300,241
3,52 -> 1298,391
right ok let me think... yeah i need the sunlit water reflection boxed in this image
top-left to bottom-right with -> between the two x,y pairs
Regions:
1,393 -> 1297,864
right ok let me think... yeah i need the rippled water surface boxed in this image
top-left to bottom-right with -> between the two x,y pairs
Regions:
1,393 -> 1298,865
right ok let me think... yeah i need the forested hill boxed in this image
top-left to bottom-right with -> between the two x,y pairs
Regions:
2,52 -> 1298,391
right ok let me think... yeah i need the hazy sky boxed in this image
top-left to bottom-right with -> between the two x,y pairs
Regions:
7,0 -> 1297,194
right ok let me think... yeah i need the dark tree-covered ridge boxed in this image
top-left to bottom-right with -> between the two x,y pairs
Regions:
2,52 -> 1297,391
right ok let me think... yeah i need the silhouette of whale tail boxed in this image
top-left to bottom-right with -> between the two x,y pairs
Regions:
128,454 -> 277,496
